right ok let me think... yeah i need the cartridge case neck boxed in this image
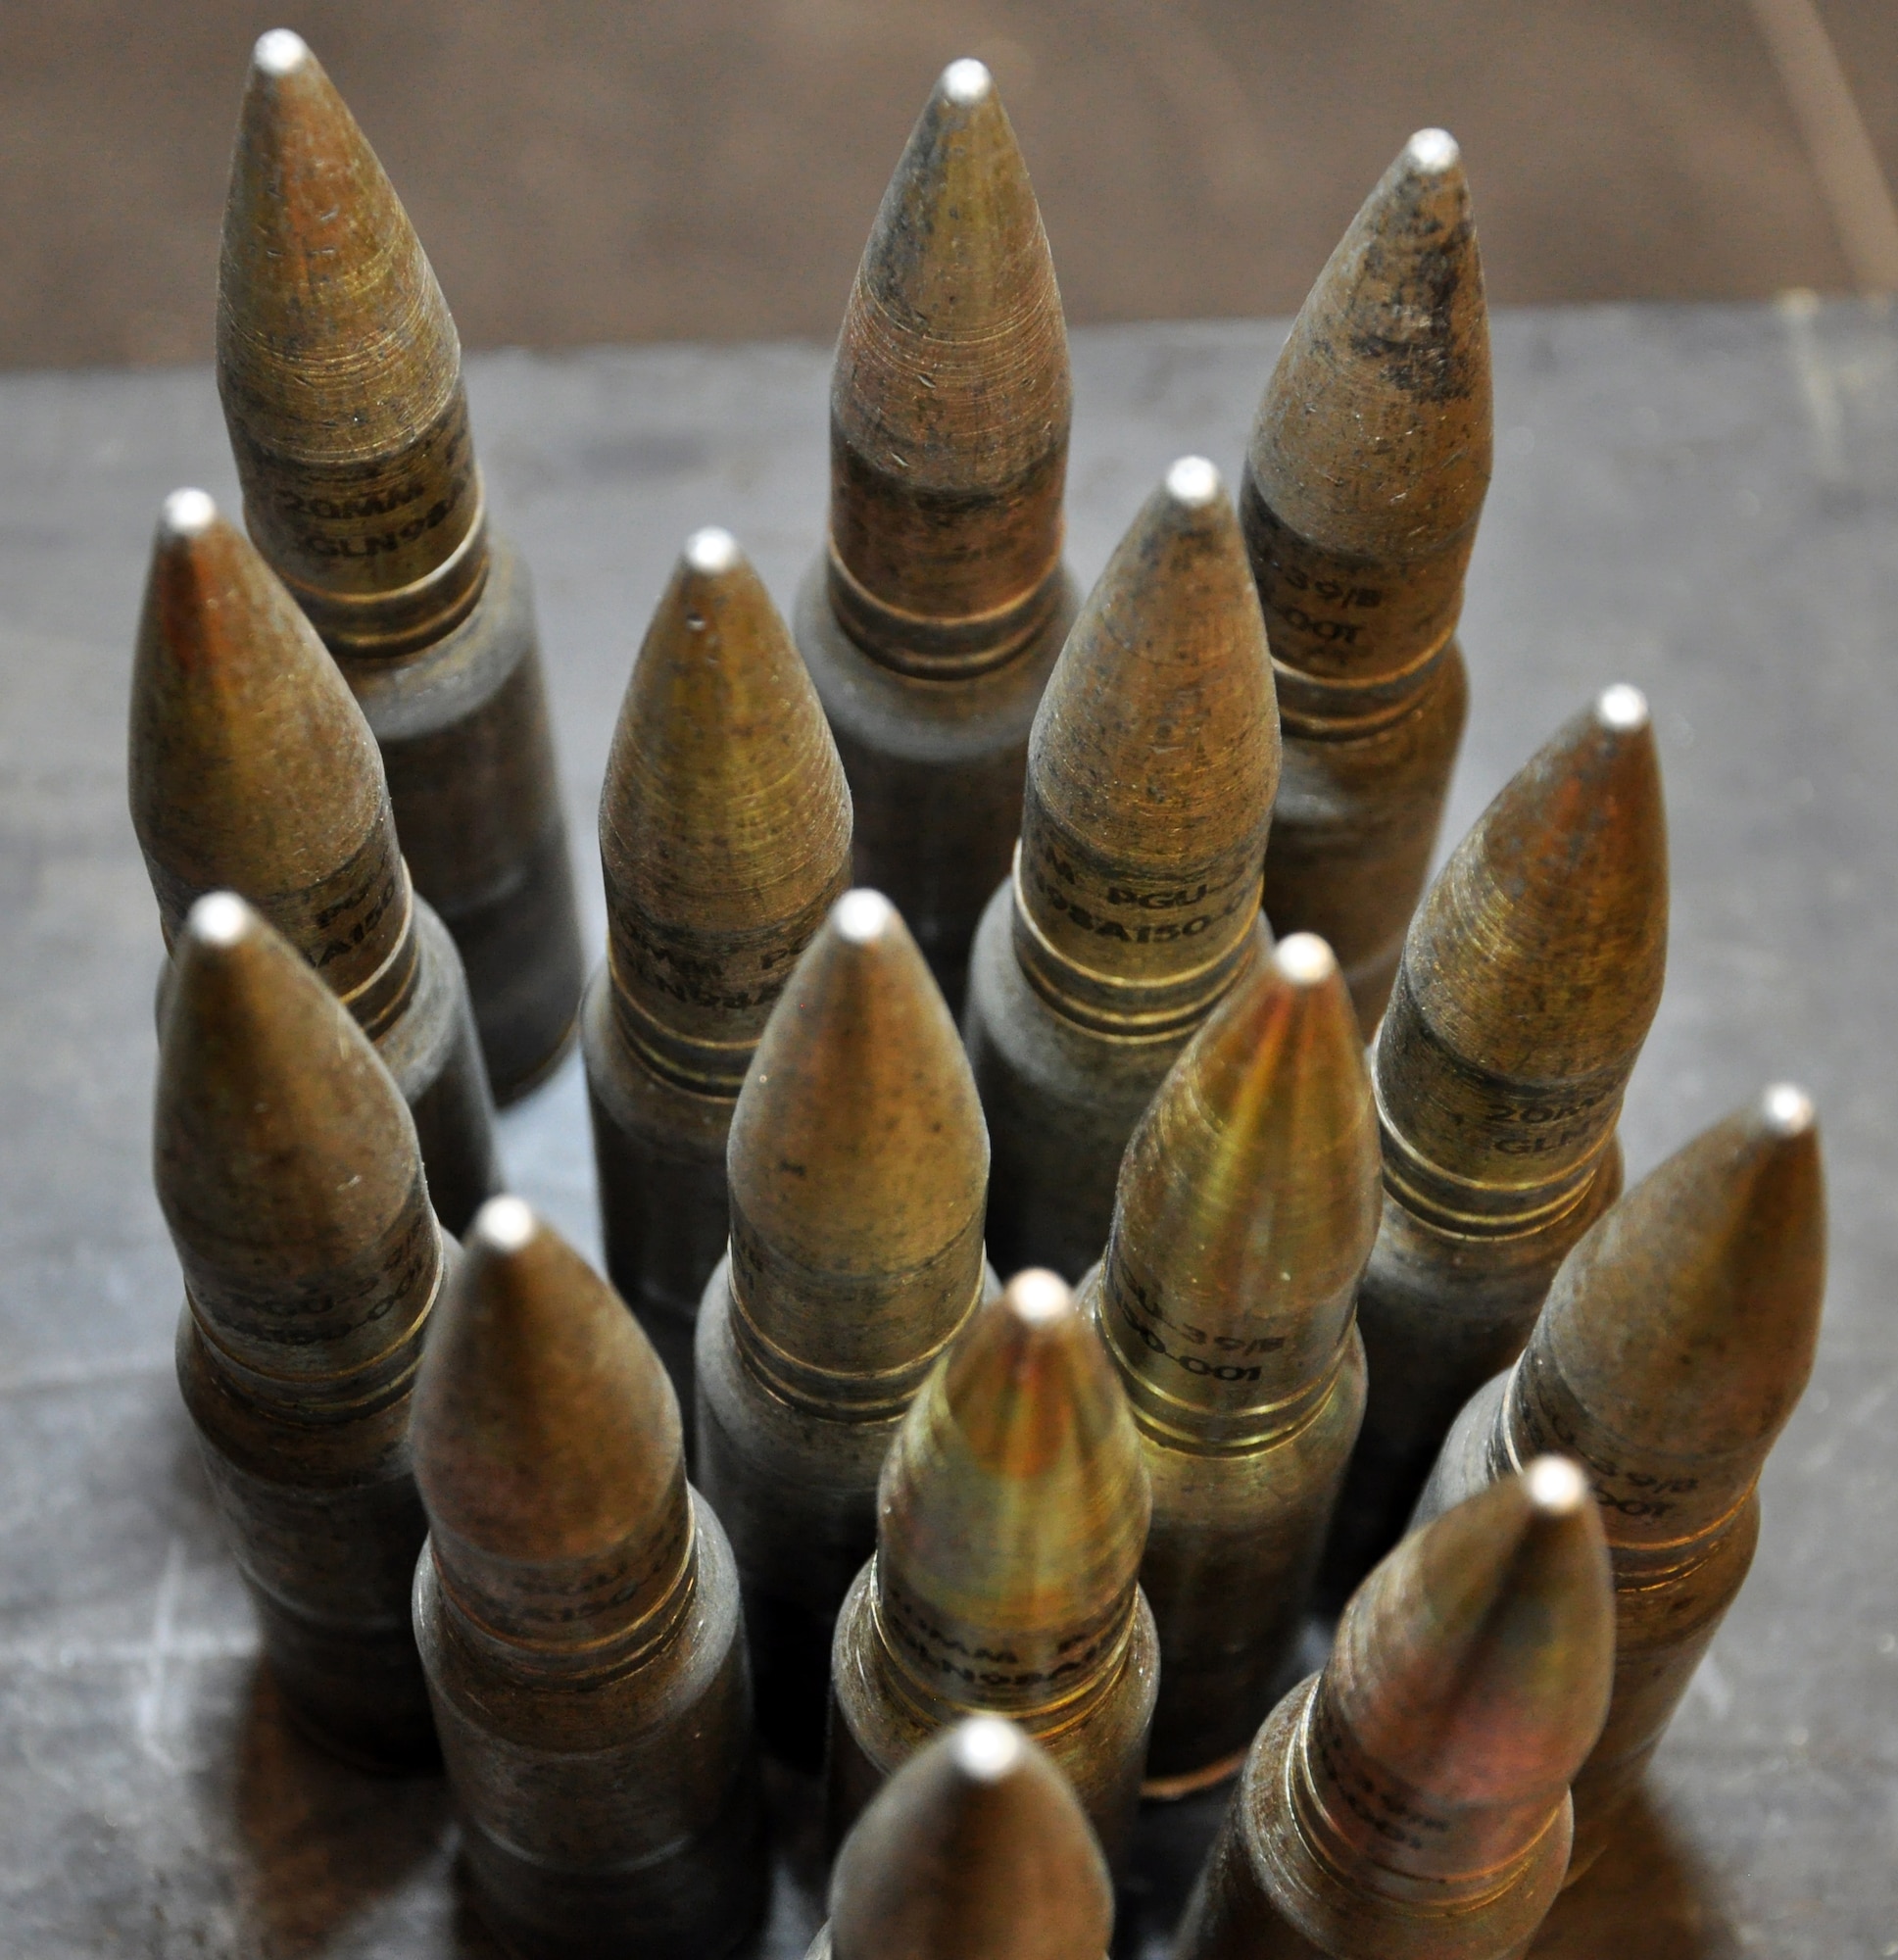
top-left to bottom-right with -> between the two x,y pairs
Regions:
1291,1673 -> 1566,1901
1373,965 -> 1627,1234
227,387 -> 490,660
1502,1344 -> 1767,1561
1088,1248 -> 1355,1450
182,1198 -> 444,1415
429,1472 -> 699,1675
1009,829 -> 1265,1039
725,1203 -> 987,1421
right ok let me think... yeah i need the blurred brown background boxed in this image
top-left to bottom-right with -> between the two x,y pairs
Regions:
4,0 -> 1894,369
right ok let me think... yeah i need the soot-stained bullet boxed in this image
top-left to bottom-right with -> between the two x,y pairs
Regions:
695,888 -> 995,1770
809,1717 -> 1113,1960
218,30 -> 583,1100
1176,1458 -> 1613,1960
584,527 -> 852,1414
963,458 -> 1281,1281
1078,934 -> 1380,1794
157,893 -> 445,1768
413,1198 -> 766,1960
1245,130 -> 1489,1034
1414,1085 -> 1825,1881
797,58 -> 1077,1011
1322,684 -> 1668,1597
127,489 -> 499,1232
830,1269 -> 1156,1866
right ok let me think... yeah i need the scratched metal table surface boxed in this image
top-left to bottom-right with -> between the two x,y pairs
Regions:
2,301 -> 1895,1959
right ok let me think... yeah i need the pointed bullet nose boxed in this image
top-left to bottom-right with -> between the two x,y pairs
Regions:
1335,1455 -> 1613,1824
728,888 -> 987,1390
829,1716 -> 1112,1960
600,525 -> 852,1075
156,893 -> 429,1377
1102,929 -> 1380,1401
1537,1084 -> 1825,1469
1409,683 -> 1667,1080
413,1200 -> 688,1622
1017,457 -> 1278,1009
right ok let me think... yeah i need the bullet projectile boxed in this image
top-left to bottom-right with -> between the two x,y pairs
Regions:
1415,1085 -> 1825,1879
127,489 -> 498,1231
797,57 -> 1078,1008
1079,932 -> 1379,1792
1244,129 -> 1490,1032
584,526 -> 852,1414
809,1717 -> 1112,1960
1177,1458 -> 1613,1960
413,1198 -> 766,1960
830,1269 -> 1156,1865
963,456 -> 1281,1280
157,893 -> 443,1767
218,29 -> 582,1098
1323,684 -> 1667,1595
695,888 -> 994,1769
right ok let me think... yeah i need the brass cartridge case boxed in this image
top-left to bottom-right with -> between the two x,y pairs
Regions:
963,457 -> 1281,1281
157,893 -> 445,1768
413,1198 -> 766,1960
584,527 -> 852,1413
695,889 -> 995,1770
1078,934 -> 1380,1793
1245,130 -> 1490,1033
807,1716 -> 1113,1960
1414,1085 -> 1825,1882
218,30 -> 582,1100
1176,1459 -> 1613,1960
798,59 -> 1078,1010
1323,685 -> 1667,1596
127,489 -> 498,1233
829,1269 -> 1157,1867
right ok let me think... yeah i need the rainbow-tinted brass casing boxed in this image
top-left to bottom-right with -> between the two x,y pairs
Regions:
1415,1086 -> 1825,1881
218,30 -> 582,1099
1323,685 -> 1668,1596
829,1270 -> 1156,1865
695,890 -> 995,1770
413,1199 -> 766,1960
1078,934 -> 1380,1793
1245,130 -> 1489,1033
1176,1459 -> 1613,1960
797,59 -> 1077,1010
584,528 -> 852,1414
157,894 -> 445,1768
963,458 -> 1281,1281
808,1716 -> 1112,1960
127,490 -> 498,1232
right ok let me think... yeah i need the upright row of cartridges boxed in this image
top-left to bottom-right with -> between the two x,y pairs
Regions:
130,32 -> 1828,1960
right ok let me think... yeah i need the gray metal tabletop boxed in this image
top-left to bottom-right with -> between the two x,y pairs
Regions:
1,301 -> 1893,1959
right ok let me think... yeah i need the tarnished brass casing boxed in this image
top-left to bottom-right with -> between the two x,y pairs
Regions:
584,528 -> 852,1414
127,490 -> 498,1232
217,30 -> 582,1099
806,1716 -> 1112,1960
829,1271 -> 1156,1865
157,894 -> 445,1768
413,1199 -> 766,1960
1323,685 -> 1668,1595
1414,1086 -> 1825,1881
1078,935 -> 1380,1792
1176,1460 -> 1613,1960
963,458 -> 1281,1280
797,59 -> 1077,1009
1245,130 -> 1489,1032
695,890 -> 994,1769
